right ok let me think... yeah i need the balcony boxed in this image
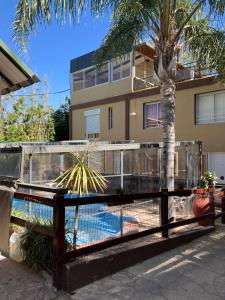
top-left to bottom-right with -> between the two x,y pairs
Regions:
133,64 -> 216,91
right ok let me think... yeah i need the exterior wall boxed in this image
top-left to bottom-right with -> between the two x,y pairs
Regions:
71,101 -> 126,141
130,83 -> 225,152
71,77 -> 132,105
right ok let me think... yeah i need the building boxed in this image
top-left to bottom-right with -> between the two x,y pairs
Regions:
69,42 -> 225,184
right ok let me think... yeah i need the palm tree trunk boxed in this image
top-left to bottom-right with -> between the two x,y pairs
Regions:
160,78 -> 176,220
160,78 -> 175,191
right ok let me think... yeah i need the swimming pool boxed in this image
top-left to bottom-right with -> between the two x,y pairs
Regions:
12,197 -> 136,245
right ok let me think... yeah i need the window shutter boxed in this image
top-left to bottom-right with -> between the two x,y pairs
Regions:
196,93 -> 214,124
215,92 -> 225,122
84,109 -> 100,137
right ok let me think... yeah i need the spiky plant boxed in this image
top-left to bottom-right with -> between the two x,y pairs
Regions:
54,151 -> 108,195
54,151 -> 108,249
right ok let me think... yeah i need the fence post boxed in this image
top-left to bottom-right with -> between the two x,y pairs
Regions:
160,189 -> 169,238
53,194 -> 65,290
209,188 -> 215,226
222,194 -> 225,224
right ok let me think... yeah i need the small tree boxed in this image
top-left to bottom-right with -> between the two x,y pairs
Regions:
3,82 -> 55,142
53,97 -> 70,141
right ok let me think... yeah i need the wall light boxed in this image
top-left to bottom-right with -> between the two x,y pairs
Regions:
130,112 -> 137,116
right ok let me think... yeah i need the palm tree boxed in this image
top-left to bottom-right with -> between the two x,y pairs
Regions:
13,0 -> 225,192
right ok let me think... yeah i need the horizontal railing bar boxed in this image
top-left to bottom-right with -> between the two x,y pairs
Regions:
168,190 -> 192,196
10,216 -> 55,237
14,192 -> 56,207
17,182 -> 68,195
64,213 -> 213,260
214,212 -> 225,219
62,193 -> 163,206
62,190 -> 193,207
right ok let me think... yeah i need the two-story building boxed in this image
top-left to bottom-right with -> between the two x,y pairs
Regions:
69,42 -> 225,184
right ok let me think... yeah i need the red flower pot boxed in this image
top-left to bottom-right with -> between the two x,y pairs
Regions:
192,193 -> 210,226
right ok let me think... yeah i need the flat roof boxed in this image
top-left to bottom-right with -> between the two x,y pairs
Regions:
0,140 -> 201,154
0,40 -> 39,95
70,42 -> 156,73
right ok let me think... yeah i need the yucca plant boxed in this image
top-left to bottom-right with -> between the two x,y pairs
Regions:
54,151 -> 108,195
54,151 -> 108,248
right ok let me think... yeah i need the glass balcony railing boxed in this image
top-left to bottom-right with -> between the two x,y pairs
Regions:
133,65 -> 216,91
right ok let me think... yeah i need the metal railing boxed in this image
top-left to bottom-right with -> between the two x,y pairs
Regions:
10,183 -> 225,290
134,65 -> 216,91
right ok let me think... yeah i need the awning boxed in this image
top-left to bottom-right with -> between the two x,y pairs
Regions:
0,40 -> 39,95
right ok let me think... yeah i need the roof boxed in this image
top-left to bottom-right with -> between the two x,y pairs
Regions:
70,42 -> 185,73
70,42 -> 157,73
0,40 -> 39,95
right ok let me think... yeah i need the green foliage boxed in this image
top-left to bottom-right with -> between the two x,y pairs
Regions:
54,151 -> 108,195
19,217 -> 71,272
1,80 -> 55,142
19,218 -> 54,272
52,97 -> 70,141
198,171 -> 217,189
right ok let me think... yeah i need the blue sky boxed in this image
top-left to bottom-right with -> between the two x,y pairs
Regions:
0,2 -> 111,108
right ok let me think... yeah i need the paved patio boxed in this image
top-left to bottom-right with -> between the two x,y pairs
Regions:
72,224 -> 225,300
1,224 -> 225,299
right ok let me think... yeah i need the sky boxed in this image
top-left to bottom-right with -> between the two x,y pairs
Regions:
0,2 -> 111,108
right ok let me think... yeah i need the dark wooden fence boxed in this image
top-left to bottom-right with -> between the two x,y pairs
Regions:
10,183 -> 225,289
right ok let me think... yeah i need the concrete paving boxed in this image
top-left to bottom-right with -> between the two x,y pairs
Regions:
72,225 -> 225,300
1,225 -> 225,299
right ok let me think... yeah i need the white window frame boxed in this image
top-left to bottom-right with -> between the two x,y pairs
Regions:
111,53 -> 132,82
84,108 -> 100,139
196,90 -> 225,125
72,63 -> 110,92
144,101 -> 162,129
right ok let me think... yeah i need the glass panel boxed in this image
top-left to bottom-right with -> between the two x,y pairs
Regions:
96,64 -> 109,85
215,91 -> 225,123
112,64 -> 121,81
122,60 -> 130,78
196,93 -> 214,124
135,55 -> 145,78
85,67 -> 95,88
73,71 -> 84,91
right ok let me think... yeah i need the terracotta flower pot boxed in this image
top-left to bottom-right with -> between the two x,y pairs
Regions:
192,193 -> 210,226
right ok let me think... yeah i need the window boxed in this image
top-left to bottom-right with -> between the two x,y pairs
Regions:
112,55 -> 131,81
84,109 -> 100,139
85,67 -> 95,88
96,64 -> 109,85
108,107 -> 113,130
144,102 -> 162,128
73,71 -> 84,91
196,91 -> 225,124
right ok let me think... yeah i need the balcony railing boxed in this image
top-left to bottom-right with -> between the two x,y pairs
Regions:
133,65 -> 216,91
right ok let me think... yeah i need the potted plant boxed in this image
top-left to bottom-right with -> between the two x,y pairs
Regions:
192,171 -> 217,226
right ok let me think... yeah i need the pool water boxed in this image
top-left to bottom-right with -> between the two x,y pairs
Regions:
12,196 -> 136,245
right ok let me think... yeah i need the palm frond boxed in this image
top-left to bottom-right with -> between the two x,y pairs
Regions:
184,17 -> 225,82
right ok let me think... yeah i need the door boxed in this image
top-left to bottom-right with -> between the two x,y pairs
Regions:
208,153 -> 225,184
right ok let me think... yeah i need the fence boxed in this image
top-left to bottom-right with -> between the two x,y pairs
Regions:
10,183 -> 225,290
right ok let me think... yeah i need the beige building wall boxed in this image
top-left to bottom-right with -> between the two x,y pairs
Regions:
130,83 -> 225,152
71,77 -> 132,105
71,101 -> 126,141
